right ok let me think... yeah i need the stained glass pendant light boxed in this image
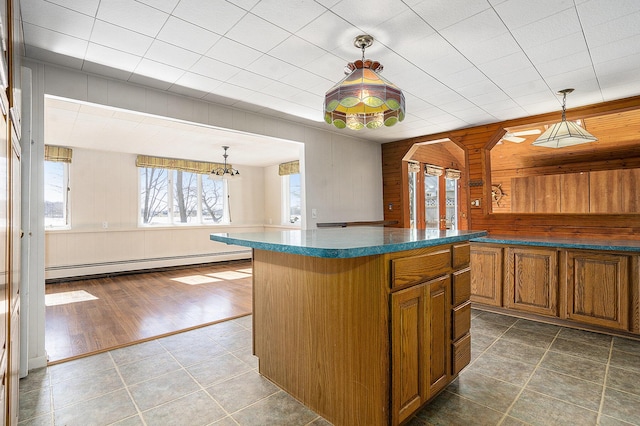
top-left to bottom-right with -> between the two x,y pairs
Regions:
532,88 -> 597,148
324,34 -> 405,130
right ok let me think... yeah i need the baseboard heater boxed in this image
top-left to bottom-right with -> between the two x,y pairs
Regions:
45,250 -> 252,283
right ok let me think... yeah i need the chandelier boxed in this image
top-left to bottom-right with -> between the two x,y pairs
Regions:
324,34 -> 405,130
211,146 -> 240,177
532,88 -> 598,148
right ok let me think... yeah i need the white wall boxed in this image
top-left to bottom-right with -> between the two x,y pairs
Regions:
24,59 -> 384,370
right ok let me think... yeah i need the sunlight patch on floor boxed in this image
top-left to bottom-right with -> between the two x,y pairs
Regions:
171,275 -> 222,285
207,270 -> 252,280
45,290 -> 99,306
235,268 -> 252,274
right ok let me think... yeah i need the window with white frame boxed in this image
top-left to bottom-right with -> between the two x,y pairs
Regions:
44,160 -> 69,228
44,145 -> 72,229
138,156 -> 229,226
282,173 -> 301,224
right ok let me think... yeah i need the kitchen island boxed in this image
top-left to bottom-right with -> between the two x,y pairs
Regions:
210,227 -> 487,425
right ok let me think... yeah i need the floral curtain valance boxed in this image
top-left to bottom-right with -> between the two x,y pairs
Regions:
135,155 -> 226,175
45,145 -> 73,163
425,164 -> 443,177
407,162 -> 421,173
278,160 -> 300,176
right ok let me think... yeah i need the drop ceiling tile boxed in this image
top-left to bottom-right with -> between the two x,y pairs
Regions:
268,36 -> 328,66
229,70 -> 275,91
250,0 -> 326,32
46,0 -> 100,16
491,66 -> 542,89
260,81 -> 302,99
524,31 -> 588,65
226,0 -> 260,10
536,50 -> 593,77
172,0 -> 246,35
494,0 -> 575,30
96,0 -> 169,37
278,69 -> 332,93
511,9 -> 582,49
440,9 -> 508,46
421,52 -> 473,80
456,32 -> 522,65
85,43 -> 141,72
246,55 -> 300,80
128,73 -> 174,91
295,11 -> 359,52
543,66 -> 598,90
145,40 -> 201,69
303,52 -> 350,82
330,0 -> 409,29
370,8 -> 435,48
137,0 -> 180,14
82,61 -> 134,81
577,0 -> 640,27
90,19 -> 154,56
205,38 -> 263,68
478,51 -> 534,79
502,79 -> 549,97
411,0 -> 491,30
133,58 -> 185,84
225,14 -> 290,53
21,0 -> 94,39
156,16 -> 221,54
22,23 -> 88,58
590,34 -> 640,63
584,10 -> 640,47
190,56 -> 241,81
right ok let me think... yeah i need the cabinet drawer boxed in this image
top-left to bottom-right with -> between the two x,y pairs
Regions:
452,301 -> 471,341
452,333 -> 471,376
453,243 -> 470,268
391,249 -> 451,289
452,268 -> 471,306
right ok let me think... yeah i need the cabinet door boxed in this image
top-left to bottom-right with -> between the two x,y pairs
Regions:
505,247 -> 559,316
470,245 -> 503,306
565,251 -> 629,330
391,283 -> 427,425
426,275 -> 451,398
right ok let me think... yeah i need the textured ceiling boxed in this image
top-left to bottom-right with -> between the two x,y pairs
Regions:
20,0 -> 640,160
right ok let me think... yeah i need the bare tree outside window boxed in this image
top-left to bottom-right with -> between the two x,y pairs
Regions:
140,167 -> 168,224
174,171 -> 198,223
202,177 -> 225,223
45,160 -> 68,227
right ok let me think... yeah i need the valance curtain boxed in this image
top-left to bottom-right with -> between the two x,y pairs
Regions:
407,162 -> 421,173
278,160 -> 300,176
425,164 -> 443,176
445,168 -> 461,180
135,155 -> 226,174
45,145 -> 73,163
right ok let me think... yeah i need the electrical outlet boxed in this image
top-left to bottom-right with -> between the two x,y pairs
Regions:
311,209 -> 317,219
102,221 -> 108,229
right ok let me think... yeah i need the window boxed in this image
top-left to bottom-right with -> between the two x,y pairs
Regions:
44,160 -> 69,228
139,167 -> 228,226
283,173 -> 301,224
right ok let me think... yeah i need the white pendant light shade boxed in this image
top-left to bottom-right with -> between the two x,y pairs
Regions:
532,88 -> 597,149
532,120 -> 598,148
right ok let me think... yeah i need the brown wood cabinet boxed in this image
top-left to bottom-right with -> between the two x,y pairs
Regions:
505,246 -> 559,317
470,244 -> 503,306
471,241 -> 640,335
563,250 -> 630,330
253,240 -> 472,426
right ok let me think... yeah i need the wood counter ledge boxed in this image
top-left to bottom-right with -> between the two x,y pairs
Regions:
471,234 -> 640,252
209,227 -> 487,425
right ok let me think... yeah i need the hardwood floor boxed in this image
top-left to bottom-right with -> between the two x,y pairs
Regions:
45,260 -> 253,364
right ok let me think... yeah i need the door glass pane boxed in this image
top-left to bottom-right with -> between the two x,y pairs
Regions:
408,170 -> 417,228
424,175 -> 439,230
445,178 -> 458,230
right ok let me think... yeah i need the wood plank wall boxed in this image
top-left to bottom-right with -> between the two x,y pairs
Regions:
382,95 -> 640,240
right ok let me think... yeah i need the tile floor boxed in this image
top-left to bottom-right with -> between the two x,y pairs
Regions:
18,310 -> 640,425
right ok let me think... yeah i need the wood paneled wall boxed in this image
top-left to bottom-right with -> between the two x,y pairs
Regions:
382,95 -> 640,240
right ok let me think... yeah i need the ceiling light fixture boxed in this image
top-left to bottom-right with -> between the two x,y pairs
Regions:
211,146 -> 240,177
323,34 -> 405,130
532,88 -> 597,148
